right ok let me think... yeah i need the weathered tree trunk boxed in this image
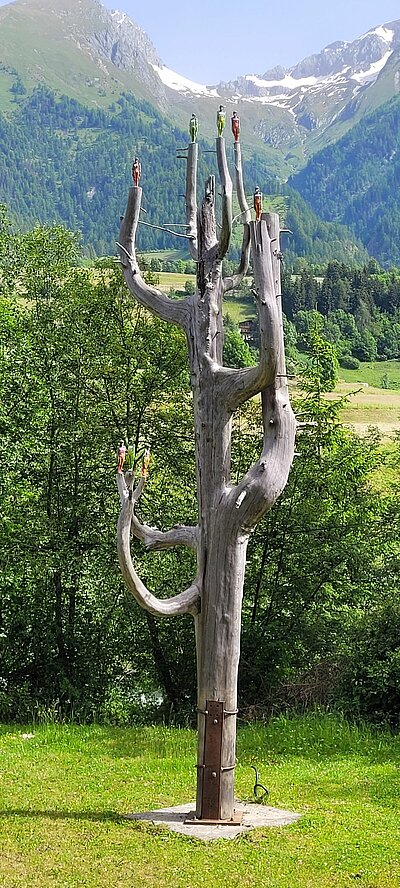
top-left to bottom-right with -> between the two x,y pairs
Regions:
116,129 -> 296,822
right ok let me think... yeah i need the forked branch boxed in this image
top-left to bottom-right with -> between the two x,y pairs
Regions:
225,383 -> 296,530
118,187 -> 190,329
223,141 -> 251,293
223,214 -> 296,527
117,472 -> 199,551
217,219 -> 281,409
117,477 -> 200,617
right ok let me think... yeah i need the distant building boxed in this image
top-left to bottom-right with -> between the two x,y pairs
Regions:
239,319 -> 259,347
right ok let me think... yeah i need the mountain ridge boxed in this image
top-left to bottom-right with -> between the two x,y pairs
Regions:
0,0 -> 398,265
0,0 -> 399,174
291,92 -> 400,267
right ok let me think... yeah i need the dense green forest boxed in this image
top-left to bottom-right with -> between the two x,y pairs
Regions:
216,258 -> 400,366
281,261 -> 400,365
291,94 -> 400,267
1,212 -> 399,726
0,87 -> 366,263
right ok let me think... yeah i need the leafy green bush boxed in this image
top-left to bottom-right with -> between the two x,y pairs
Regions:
223,327 -> 256,368
337,602 -> 400,726
339,354 -> 360,369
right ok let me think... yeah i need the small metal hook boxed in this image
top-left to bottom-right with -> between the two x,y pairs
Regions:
251,765 -> 269,801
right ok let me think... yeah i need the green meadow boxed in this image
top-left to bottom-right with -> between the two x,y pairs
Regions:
1,715 -> 399,888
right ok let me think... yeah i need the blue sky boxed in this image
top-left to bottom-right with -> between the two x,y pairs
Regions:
0,0 -> 399,82
101,0 -> 400,81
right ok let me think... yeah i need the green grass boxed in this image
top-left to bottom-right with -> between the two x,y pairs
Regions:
293,358 -> 400,438
326,378 -> 400,438
157,272 -> 195,291
1,714 -> 399,887
156,276 -> 256,324
223,290 -> 256,324
339,360 -> 400,389
141,251 -> 186,263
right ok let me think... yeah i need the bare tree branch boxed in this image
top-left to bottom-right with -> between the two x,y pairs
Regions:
222,381 -> 296,532
223,141 -> 251,293
118,186 -> 190,329
136,523 -> 199,551
216,219 -> 281,408
137,219 -> 196,240
216,137 -> 233,259
233,142 -> 252,224
116,471 -> 144,506
117,472 -> 199,551
266,212 -> 286,367
185,142 -> 198,260
222,216 -> 297,527
117,487 -> 201,617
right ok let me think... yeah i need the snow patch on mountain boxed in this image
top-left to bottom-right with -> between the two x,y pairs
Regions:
245,73 -> 318,90
364,25 -> 394,43
109,9 -> 130,27
95,9 -> 400,154
353,50 -> 393,83
151,19 -> 398,113
152,64 -> 219,97
243,95 -> 295,110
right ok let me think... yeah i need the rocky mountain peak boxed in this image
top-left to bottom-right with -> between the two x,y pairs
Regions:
90,4 -> 163,71
290,25 -> 399,79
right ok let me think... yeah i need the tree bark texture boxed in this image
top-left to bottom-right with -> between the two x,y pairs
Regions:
117,133 -> 297,821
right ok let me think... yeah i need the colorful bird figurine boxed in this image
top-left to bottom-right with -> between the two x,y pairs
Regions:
217,104 -> 226,136
117,440 -> 126,474
189,113 -> 198,143
141,443 -> 151,479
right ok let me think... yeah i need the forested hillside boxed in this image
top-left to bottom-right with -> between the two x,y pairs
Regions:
291,95 -> 400,267
0,87 -> 366,262
281,261 -> 400,364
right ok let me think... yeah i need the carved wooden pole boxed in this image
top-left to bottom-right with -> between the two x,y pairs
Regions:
116,124 -> 296,823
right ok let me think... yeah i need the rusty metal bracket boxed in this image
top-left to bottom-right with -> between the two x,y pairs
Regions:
197,707 -> 238,716
189,699 -> 242,825
201,700 -> 224,820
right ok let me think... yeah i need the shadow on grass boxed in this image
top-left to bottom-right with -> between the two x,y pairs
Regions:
0,808 -> 195,825
0,808 -> 126,823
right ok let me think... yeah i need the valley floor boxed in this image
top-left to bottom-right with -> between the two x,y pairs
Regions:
328,381 -> 400,438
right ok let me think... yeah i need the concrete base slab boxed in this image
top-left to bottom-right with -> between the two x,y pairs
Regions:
124,802 -> 300,841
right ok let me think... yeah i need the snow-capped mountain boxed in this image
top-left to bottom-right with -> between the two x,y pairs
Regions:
151,20 -> 400,140
0,0 -> 399,175
76,1 -> 400,139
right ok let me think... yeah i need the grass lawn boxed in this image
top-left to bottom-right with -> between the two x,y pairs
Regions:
223,291 -> 256,324
0,714 -> 399,887
326,380 -> 400,438
157,272 -> 195,291
337,362 -> 400,437
339,361 -> 400,390
141,251 -> 185,264
156,276 -> 255,325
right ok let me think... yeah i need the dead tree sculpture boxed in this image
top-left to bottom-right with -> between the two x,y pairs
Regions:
116,123 -> 297,824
